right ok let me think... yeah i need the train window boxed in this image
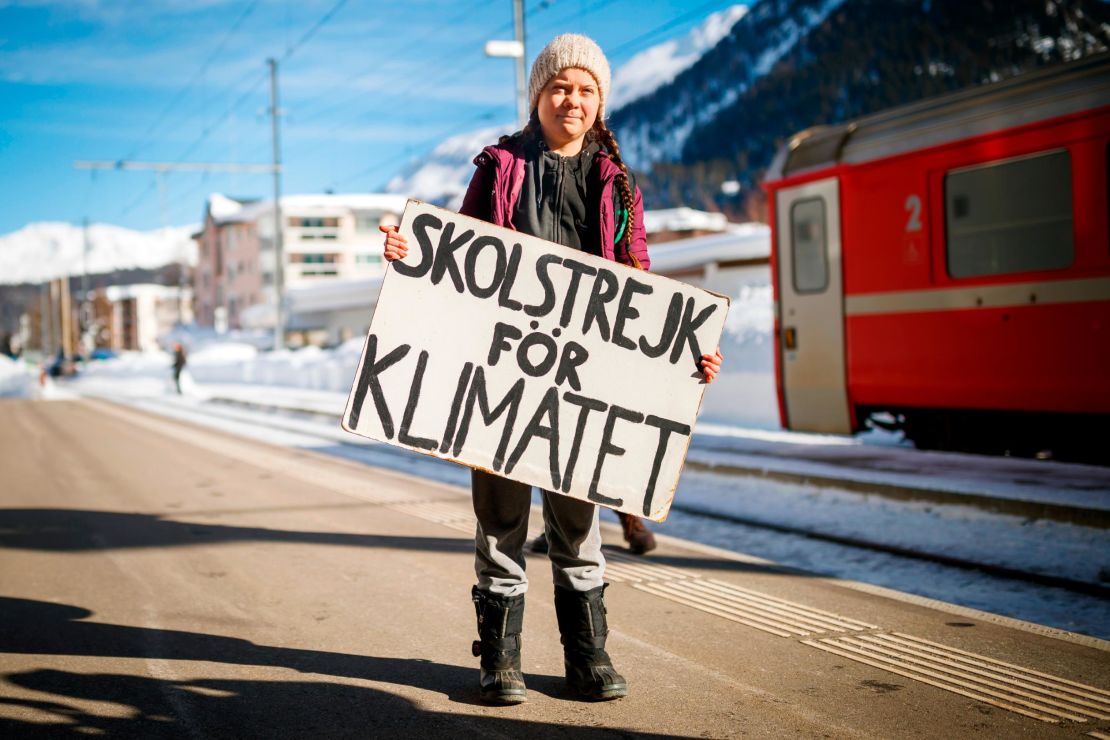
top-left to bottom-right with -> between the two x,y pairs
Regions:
790,197 -> 828,293
945,150 -> 1073,278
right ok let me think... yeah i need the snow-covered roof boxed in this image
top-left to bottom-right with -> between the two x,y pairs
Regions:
208,194 -> 256,221
104,283 -> 188,301
644,207 -> 729,234
648,223 -> 771,274
207,193 -> 409,226
290,274 -> 383,313
241,276 -> 385,329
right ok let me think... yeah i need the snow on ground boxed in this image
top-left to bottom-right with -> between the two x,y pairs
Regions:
66,381 -> 1110,639
9,291 -> 1108,638
0,355 -> 34,398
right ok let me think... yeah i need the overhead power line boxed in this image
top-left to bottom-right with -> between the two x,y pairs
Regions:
289,0 -> 489,127
280,0 -> 351,62
122,0 -> 263,161
113,0 -> 351,220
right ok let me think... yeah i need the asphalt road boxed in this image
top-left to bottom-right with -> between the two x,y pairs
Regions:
1,398 -> 1107,738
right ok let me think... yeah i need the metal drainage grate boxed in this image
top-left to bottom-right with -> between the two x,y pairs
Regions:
634,577 -> 877,638
803,632 -> 1110,724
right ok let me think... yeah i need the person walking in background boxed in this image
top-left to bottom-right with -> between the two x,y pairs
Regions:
172,343 -> 186,395
381,33 -> 721,705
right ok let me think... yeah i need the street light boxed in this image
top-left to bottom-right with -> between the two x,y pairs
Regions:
485,0 -> 527,127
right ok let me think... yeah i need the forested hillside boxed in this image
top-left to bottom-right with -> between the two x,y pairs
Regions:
610,0 -> 1110,216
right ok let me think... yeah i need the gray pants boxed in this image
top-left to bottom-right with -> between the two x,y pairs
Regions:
472,469 -> 605,597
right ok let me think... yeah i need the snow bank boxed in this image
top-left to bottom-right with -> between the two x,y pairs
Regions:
0,356 -> 34,398
78,278 -> 781,430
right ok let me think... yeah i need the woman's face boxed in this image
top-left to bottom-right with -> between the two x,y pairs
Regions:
536,67 -> 600,153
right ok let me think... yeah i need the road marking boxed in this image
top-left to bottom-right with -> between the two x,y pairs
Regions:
604,550 -> 695,583
804,633 -> 1110,726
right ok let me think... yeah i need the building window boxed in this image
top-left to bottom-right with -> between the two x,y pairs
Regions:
289,216 -> 339,228
302,269 -> 339,277
355,211 -> 385,232
291,253 -> 338,264
945,149 -> 1074,278
356,253 -> 381,264
790,197 -> 828,293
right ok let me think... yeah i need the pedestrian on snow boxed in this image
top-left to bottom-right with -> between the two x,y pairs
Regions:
381,33 -> 722,705
172,343 -> 186,395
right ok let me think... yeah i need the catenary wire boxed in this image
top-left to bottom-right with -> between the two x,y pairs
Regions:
122,0 -> 264,162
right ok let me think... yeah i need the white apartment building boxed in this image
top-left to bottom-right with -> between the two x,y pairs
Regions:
194,193 -> 407,333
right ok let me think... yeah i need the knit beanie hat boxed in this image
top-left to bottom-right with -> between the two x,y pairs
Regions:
527,33 -> 611,120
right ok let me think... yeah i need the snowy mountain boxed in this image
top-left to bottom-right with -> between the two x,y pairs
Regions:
611,0 -> 846,171
0,221 -> 197,285
386,5 -> 750,206
608,4 -> 749,109
386,124 -> 515,209
615,0 -> 1109,212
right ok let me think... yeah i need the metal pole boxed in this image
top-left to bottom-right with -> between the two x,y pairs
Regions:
269,57 -> 286,351
39,283 -> 49,356
60,275 -> 72,358
49,279 -> 60,357
513,0 -> 527,127
81,218 -> 91,346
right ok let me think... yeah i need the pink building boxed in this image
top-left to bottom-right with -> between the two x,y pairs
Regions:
193,195 -> 263,331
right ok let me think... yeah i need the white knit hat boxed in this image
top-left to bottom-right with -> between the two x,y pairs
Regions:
527,33 -> 612,120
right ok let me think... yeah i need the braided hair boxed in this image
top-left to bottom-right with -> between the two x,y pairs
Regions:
592,119 -> 641,270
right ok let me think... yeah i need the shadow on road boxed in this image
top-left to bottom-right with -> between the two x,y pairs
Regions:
0,508 -> 795,579
0,597 -> 683,738
0,508 -> 472,554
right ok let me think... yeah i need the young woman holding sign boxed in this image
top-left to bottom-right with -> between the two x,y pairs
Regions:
382,33 -> 722,704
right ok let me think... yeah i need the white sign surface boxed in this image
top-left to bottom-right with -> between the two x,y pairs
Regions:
342,201 -> 728,521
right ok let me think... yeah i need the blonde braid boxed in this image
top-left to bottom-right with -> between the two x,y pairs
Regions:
593,121 -> 641,270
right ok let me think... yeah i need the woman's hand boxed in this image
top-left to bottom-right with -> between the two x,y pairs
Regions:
700,348 -> 723,384
380,225 -> 409,262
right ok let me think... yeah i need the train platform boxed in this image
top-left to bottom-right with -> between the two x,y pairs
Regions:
191,381 -> 1110,525
1,397 -> 1107,738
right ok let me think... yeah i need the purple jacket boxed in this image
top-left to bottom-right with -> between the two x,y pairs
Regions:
459,139 -> 650,270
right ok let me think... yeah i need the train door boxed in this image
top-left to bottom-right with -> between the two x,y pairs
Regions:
775,177 -> 852,433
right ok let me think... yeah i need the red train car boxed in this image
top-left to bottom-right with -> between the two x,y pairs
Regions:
763,53 -> 1110,459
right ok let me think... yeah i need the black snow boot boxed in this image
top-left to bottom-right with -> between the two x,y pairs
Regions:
553,584 -> 628,700
471,586 -> 527,704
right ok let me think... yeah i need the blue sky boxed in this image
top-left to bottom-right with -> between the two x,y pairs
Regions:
0,0 -> 742,234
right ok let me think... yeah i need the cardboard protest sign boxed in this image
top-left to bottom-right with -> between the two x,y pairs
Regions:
342,200 -> 728,521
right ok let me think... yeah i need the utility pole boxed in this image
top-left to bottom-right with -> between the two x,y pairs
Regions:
485,0 -> 528,128
268,57 -> 286,351
513,0 -> 527,126
81,218 -> 91,349
39,284 -> 50,357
